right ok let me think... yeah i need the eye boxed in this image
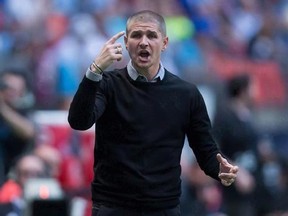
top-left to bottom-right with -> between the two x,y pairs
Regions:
148,33 -> 158,39
130,32 -> 141,38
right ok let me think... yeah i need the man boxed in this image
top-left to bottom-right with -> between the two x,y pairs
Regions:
0,153 -> 47,216
0,69 -> 35,186
213,74 -> 258,216
68,10 -> 238,216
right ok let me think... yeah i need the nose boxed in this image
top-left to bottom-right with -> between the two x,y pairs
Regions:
139,36 -> 148,48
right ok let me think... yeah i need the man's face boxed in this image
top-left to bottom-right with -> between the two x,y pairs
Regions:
17,156 -> 45,187
124,21 -> 168,74
1,74 -> 26,107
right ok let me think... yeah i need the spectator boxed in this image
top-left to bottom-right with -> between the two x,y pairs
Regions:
0,153 -> 48,215
34,144 -> 62,179
213,73 -> 258,216
254,136 -> 288,215
0,68 -> 35,185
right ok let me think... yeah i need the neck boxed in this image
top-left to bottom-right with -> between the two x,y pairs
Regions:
132,63 -> 160,81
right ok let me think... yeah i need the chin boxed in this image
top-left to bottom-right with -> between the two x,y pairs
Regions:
134,62 -> 150,70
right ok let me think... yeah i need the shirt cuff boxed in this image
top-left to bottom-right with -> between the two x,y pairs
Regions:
85,68 -> 103,82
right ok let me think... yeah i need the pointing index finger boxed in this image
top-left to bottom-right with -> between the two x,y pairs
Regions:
107,31 -> 125,44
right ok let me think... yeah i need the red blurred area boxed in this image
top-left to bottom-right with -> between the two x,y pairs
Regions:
208,51 -> 286,107
35,112 -> 94,194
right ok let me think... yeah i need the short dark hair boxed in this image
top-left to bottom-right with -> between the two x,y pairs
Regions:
0,68 -> 31,91
226,74 -> 250,98
126,10 -> 167,36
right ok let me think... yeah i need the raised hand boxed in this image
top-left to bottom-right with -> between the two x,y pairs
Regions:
217,153 -> 238,186
93,31 -> 125,71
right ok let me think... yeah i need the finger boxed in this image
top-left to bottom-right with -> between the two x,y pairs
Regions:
217,153 -> 229,166
115,46 -> 123,54
221,179 -> 234,186
221,179 -> 229,186
220,174 -> 236,185
113,43 -> 123,49
231,165 -> 239,174
216,153 -> 224,163
115,54 -> 123,62
107,31 -> 125,44
217,154 -> 237,172
219,172 -> 237,179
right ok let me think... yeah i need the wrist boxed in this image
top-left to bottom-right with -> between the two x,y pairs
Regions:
90,61 -> 103,75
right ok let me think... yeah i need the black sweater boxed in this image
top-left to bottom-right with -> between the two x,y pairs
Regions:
68,68 -> 220,209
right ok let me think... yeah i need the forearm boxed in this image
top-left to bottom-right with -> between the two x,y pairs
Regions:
188,90 -> 221,180
0,104 -> 35,139
68,76 -> 99,130
188,133 -> 220,180
68,30 -> 124,130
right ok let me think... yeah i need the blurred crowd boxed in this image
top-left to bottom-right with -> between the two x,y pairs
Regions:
0,0 -> 288,108
0,0 -> 288,215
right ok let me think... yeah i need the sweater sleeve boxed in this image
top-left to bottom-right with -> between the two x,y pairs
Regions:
68,76 -> 106,130
186,87 -> 220,181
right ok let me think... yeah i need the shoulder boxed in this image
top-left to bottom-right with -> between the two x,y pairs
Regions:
164,69 -> 199,94
99,67 -> 128,85
103,67 -> 128,80
99,67 -> 130,93
164,70 -> 207,111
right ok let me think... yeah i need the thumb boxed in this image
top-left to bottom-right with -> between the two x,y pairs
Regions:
217,153 -> 231,173
217,153 -> 225,164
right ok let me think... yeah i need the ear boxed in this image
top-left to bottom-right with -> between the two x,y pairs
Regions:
161,36 -> 169,51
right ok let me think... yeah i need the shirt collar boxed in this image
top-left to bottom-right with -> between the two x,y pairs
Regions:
127,60 -> 165,82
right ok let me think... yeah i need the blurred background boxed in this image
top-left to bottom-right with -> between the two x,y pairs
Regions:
0,0 -> 287,215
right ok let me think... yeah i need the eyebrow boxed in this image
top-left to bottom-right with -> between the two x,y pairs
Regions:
129,30 -> 159,36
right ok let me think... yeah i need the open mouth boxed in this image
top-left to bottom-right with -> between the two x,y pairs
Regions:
138,50 -> 150,59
